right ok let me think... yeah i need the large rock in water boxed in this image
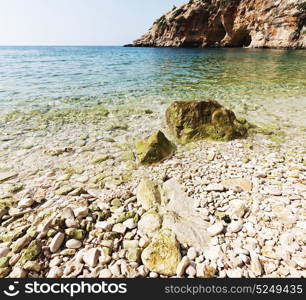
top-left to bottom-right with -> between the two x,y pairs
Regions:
141,229 -> 181,276
135,131 -> 175,165
166,100 -> 247,143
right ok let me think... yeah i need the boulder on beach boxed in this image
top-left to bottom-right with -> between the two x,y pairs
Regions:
166,100 -> 248,144
136,179 -> 162,210
136,178 -> 209,249
135,130 -> 175,165
141,229 -> 181,276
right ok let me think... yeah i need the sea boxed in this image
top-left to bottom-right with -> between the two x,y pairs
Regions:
0,46 -> 305,130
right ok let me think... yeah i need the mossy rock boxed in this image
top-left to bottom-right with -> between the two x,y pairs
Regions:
166,100 -> 248,144
141,229 -> 181,276
91,154 -> 114,164
135,131 -> 175,165
136,180 -> 162,210
18,240 -> 42,266
113,211 -> 136,224
0,267 -> 11,278
65,228 -> 85,240
0,257 -> 9,268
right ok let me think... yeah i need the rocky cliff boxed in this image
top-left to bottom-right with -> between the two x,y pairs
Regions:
132,0 -> 306,48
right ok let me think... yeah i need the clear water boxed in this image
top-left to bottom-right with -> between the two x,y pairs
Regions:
0,46 -> 305,127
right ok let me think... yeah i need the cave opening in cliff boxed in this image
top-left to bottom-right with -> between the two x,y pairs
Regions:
232,29 -> 252,47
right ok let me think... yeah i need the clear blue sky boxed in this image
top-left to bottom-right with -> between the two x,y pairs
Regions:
0,0 -> 187,46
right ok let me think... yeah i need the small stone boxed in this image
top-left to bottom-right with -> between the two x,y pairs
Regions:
112,223 -> 127,234
0,257 -> 9,268
9,254 -> 21,266
99,268 -> 112,278
9,266 -> 27,278
265,186 -> 282,196
176,256 -> 190,277
222,178 -> 252,192
62,207 -> 75,219
207,223 -> 224,237
138,213 -> 162,235
49,257 -> 62,267
60,249 -> 76,256
250,251 -> 263,276
12,235 -> 32,253
23,261 -> 41,272
47,266 -> 63,278
123,241 -> 141,263
203,246 -> 221,261
65,218 -> 79,228
0,267 -> 11,278
65,228 -> 85,240
109,264 -> 121,277
0,171 -> 18,183
226,268 -> 243,278
123,218 -> 137,229
136,180 -> 161,210
296,221 -> 306,230
228,220 -> 243,233
95,221 -> 112,231
185,264 -> 196,277
205,184 -> 225,192
196,263 -> 216,278
293,257 -> 306,269
0,247 -> 10,258
187,247 -> 197,260
99,250 -> 112,265
149,272 -> 158,278
138,265 -> 149,277
50,232 -> 65,253
74,207 -> 89,219
228,200 -> 246,218
83,248 -> 100,268
55,185 -> 74,196
66,239 -> 82,249
18,198 -> 35,208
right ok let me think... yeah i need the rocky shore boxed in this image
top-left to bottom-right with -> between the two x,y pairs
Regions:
0,100 -> 305,278
131,0 -> 306,49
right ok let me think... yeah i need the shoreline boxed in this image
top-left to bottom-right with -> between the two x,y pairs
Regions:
0,101 -> 305,278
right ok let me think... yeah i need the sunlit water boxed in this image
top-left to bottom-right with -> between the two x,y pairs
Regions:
0,46 -> 305,130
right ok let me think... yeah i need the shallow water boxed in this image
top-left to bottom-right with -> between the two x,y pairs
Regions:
0,46 -> 305,131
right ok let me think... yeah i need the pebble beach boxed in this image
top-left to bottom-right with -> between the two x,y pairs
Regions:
0,96 -> 305,278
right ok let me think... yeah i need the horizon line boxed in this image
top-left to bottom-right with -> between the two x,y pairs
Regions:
0,44 -> 126,47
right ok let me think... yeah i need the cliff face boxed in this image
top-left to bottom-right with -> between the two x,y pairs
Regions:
132,0 -> 306,48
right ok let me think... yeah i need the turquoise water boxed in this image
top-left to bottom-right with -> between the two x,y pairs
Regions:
0,46 -> 305,118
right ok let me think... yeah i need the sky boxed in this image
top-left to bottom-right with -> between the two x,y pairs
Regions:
0,0 -> 187,46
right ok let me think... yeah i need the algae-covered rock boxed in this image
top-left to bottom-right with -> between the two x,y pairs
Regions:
136,180 -> 161,210
65,228 -> 85,240
0,267 -> 11,278
135,131 -> 175,165
55,185 -> 74,196
0,257 -> 9,268
141,229 -> 181,276
18,240 -> 42,266
166,100 -> 248,144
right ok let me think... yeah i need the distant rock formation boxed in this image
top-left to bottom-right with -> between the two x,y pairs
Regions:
131,0 -> 306,49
